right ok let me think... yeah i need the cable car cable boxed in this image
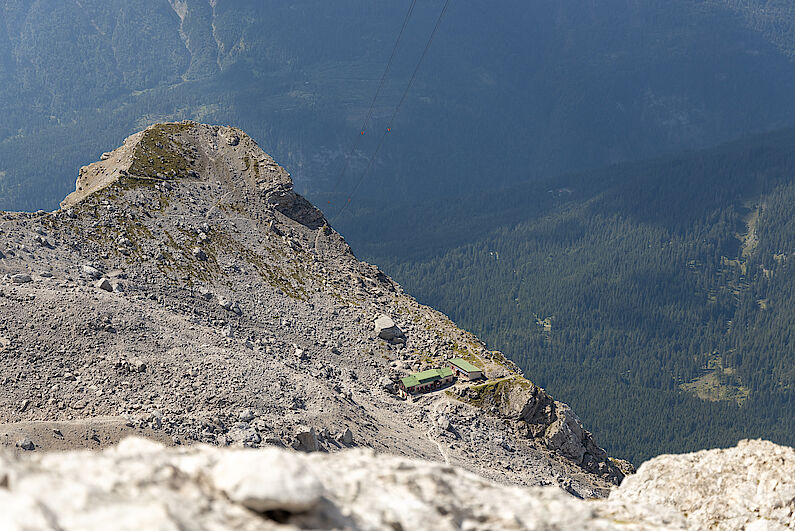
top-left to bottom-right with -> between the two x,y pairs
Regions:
332,0 -> 452,222
330,0 -> 419,195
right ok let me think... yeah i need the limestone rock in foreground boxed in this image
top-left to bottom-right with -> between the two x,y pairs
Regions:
0,437 -> 601,531
604,439 -> 795,530
0,437 -> 792,530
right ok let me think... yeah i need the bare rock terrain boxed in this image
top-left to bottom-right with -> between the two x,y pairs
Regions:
0,122 -> 621,497
604,439 -> 795,530
0,437 -> 791,530
0,122 -> 793,529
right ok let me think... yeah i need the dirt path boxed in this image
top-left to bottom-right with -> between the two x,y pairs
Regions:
0,417 -> 174,453
426,397 -> 450,464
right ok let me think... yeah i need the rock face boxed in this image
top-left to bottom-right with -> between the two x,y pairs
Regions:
464,378 -> 620,480
0,437 -> 790,530
604,439 -> 795,530
0,122 -> 620,497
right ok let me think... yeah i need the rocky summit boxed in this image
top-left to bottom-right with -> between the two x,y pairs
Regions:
0,122 -> 624,498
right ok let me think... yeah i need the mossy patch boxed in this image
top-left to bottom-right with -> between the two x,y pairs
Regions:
459,376 -> 535,410
128,124 -> 195,179
680,370 -> 750,405
680,352 -> 750,405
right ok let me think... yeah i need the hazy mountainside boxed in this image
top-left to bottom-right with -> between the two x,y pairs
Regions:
340,127 -> 795,464
712,0 -> 795,57
3,1 -> 795,212
0,122 -> 626,498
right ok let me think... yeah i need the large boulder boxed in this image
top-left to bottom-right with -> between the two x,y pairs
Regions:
95,278 -> 113,292
378,376 -> 395,393
211,449 -> 323,513
374,314 -> 404,342
293,426 -> 319,452
82,264 -> 102,279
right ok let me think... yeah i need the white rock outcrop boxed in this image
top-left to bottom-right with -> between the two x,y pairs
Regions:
603,438 -> 795,530
0,437 -> 791,530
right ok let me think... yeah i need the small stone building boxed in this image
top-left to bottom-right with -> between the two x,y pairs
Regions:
449,358 -> 483,380
399,367 -> 455,396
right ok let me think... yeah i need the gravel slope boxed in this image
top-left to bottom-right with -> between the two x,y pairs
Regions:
0,122 -> 624,497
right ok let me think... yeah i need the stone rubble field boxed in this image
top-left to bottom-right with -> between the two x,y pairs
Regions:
0,122 -> 623,499
0,123 -> 793,528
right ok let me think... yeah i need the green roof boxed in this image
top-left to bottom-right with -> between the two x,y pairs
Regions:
417,367 -> 453,383
401,375 -> 420,388
449,358 -> 481,373
401,367 -> 454,389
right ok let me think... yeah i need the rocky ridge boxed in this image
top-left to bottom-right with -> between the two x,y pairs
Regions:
0,122 -> 622,496
0,438 -> 792,530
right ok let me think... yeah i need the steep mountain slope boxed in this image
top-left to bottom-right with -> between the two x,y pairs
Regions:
340,127 -> 795,464
0,122 -> 626,498
2,1 -> 795,211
